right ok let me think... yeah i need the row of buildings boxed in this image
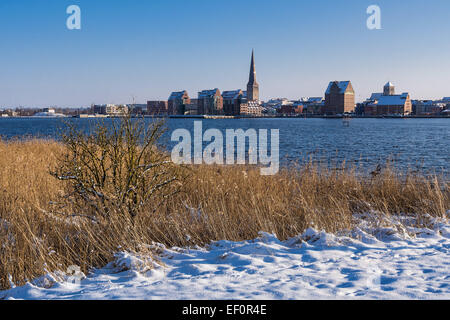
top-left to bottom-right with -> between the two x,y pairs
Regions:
4,79 -> 449,118
139,50 -> 439,116
265,81 -> 413,116
261,82 -> 449,117
309,81 -> 414,116
145,51 -> 263,117
143,77 -> 448,117
3,51 -> 449,118
85,51 -> 263,117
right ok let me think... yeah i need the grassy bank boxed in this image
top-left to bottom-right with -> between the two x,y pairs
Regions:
0,139 -> 448,290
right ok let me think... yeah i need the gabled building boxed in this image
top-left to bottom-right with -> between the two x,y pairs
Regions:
365,83 -> 412,116
366,93 -> 412,115
198,88 -> 223,115
222,90 -> 245,116
168,91 -> 190,115
324,81 -> 355,115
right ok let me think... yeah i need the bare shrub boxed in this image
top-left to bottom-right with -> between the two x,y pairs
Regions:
51,116 -> 182,222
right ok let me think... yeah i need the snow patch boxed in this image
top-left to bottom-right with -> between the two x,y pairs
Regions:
1,215 -> 449,300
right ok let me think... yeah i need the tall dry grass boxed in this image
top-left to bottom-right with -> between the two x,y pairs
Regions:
0,139 -> 448,290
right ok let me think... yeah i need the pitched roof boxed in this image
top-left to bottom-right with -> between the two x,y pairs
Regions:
307,97 -> 324,103
169,91 -> 188,100
325,81 -> 352,94
372,93 -> 409,106
222,90 -> 243,100
198,89 -> 220,98
370,93 -> 383,101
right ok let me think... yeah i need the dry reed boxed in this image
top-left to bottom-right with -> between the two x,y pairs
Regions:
0,139 -> 448,290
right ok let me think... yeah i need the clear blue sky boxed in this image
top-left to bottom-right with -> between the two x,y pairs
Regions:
1,0 -> 450,107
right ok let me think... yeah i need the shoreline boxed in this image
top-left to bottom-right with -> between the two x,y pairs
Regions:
1,115 -> 449,119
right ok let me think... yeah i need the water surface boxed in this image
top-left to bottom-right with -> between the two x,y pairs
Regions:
0,117 -> 448,175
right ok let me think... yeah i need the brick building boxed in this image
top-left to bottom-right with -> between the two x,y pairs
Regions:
323,81 -> 355,115
366,93 -> 412,115
247,50 -> 259,102
222,90 -> 245,116
197,88 -> 223,115
147,101 -> 168,115
168,91 -> 190,115
365,83 -> 412,116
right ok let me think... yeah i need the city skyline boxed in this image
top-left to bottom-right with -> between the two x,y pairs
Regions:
1,0 -> 450,107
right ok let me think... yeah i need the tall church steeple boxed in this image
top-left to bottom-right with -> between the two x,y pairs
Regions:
247,50 -> 259,101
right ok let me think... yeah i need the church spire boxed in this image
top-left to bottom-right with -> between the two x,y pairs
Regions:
247,50 -> 259,101
249,50 -> 257,85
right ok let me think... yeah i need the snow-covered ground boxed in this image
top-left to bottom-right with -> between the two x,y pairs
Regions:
1,214 -> 449,300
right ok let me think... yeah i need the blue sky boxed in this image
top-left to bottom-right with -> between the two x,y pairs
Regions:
1,0 -> 450,107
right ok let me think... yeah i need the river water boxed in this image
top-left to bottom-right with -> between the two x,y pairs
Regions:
0,117 -> 448,175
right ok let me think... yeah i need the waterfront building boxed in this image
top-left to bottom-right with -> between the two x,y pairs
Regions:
299,97 -> 324,115
182,99 -> 199,115
323,81 -> 355,115
262,98 -> 292,114
413,100 -> 444,115
240,100 -> 263,116
293,104 -> 304,114
93,104 -> 129,115
197,88 -> 223,115
278,104 -> 297,115
364,83 -> 412,116
222,90 -> 245,116
168,91 -> 191,115
147,101 -> 168,115
366,93 -> 412,116
183,103 -> 199,115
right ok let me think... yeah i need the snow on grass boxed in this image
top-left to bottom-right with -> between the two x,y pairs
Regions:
1,215 -> 449,300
